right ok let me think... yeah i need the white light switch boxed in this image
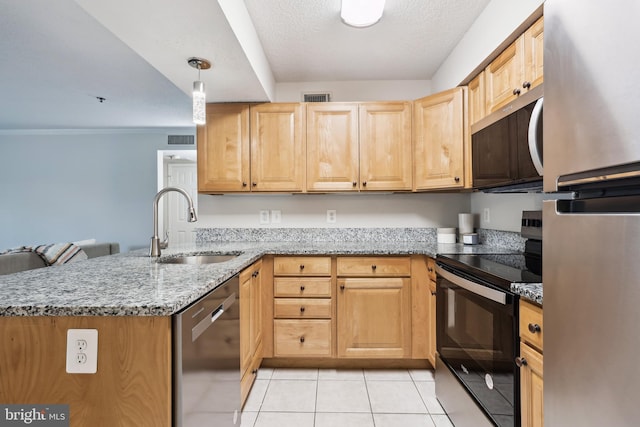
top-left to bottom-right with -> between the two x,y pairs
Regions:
271,210 -> 282,223
66,329 -> 98,374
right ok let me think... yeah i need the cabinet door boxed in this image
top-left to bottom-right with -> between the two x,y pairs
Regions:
359,102 -> 413,191
307,103 -> 359,192
520,342 -> 544,427
250,260 -> 263,355
523,16 -> 544,91
428,278 -> 436,367
197,103 -> 250,192
413,87 -> 465,190
485,37 -> 525,113
337,277 -> 411,358
239,267 -> 252,376
468,72 -> 486,126
250,103 -> 305,191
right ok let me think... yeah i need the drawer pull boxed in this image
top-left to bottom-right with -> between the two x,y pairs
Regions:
513,88 -> 521,96
300,285 -> 305,291
431,291 -> 437,296
340,285 -> 345,291
300,306 -> 305,313
428,267 -> 434,273
528,323 -> 541,334
299,264 -> 305,270
371,264 -> 377,271
300,336 -> 305,343
515,356 -> 528,367
252,369 -> 258,375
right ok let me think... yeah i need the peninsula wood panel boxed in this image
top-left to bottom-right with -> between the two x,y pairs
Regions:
411,256 -> 429,360
306,103 -> 360,192
359,102 -> 413,191
413,87 -> 465,190
0,316 -> 171,427
250,103 -> 305,191
197,103 -> 250,192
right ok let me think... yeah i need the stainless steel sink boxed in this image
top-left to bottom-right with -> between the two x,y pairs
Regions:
158,253 -> 240,265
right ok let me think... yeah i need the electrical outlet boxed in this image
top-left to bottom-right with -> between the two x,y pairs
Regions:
483,208 -> 491,223
326,210 -> 337,223
66,329 -> 98,374
259,210 -> 270,224
271,210 -> 281,224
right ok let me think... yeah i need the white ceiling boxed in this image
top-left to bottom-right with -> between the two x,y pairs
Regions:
0,0 -> 491,130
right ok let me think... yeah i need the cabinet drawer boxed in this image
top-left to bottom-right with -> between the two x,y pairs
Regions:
337,257 -> 411,277
274,256 -> 331,276
274,277 -> 332,297
273,319 -> 332,357
520,300 -> 543,351
274,298 -> 331,319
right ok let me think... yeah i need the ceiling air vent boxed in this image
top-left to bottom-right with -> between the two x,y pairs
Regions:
303,92 -> 331,102
168,135 -> 194,145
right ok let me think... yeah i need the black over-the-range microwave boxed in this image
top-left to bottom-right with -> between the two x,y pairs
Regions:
471,84 -> 543,191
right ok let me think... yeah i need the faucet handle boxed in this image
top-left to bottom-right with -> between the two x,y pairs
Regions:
160,232 -> 169,249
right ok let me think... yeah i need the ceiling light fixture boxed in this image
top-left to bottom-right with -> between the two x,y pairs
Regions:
187,57 -> 211,125
341,0 -> 385,28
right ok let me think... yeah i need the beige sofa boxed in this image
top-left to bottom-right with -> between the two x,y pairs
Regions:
0,242 -> 120,276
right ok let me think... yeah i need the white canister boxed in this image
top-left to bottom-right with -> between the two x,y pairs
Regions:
458,213 -> 474,235
437,228 -> 457,244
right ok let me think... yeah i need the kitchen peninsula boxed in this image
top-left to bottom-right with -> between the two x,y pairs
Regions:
0,231 -> 539,426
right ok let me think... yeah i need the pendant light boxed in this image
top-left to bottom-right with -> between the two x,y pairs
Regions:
187,57 -> 211,125
341,0 -> 385,28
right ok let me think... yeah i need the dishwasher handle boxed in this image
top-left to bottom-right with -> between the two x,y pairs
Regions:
191,292 -> 236,342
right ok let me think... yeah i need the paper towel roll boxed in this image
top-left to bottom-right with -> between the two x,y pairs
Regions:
458,213 -> 474,235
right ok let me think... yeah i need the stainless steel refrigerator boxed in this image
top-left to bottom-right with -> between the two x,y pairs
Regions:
544,0 -> 640,426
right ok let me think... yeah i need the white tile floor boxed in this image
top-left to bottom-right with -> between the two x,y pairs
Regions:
241,368 -> 454,427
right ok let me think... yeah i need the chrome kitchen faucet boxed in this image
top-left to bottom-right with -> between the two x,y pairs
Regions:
149,187 -> 197,257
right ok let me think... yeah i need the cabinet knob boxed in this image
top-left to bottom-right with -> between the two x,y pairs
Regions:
300,285 -> 305,291
454,176 -> 460,182
371,264 -> 377,271
242,182 -> 247,187
352,181 -> 357,187
428,267 -> 433,273
252,369 -> 258,375
299,264 -> 305,270
362,181 -> 367,187
523,81 -> 531,89
252,182 -> 257,187
528,323 -> 541,334
300,336 -> 305,343
513,88 -> 521,96
340,285 -> 345,291
300,306 -> 305,313
515,356 -> 528,368
431,291 -> 437,296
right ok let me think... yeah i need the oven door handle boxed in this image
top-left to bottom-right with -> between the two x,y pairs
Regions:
436,265 -> 507,305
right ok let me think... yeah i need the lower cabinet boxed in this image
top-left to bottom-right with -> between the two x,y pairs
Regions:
427,257 -> 437,367
240,260 -> 263,406
518,300 -> 544,427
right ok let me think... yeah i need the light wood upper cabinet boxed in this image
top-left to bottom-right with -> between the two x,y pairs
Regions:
306,103 -> 359,192
485,17 -> 544,114
359,102 -> 413,191
197,103 -> 250,192
250,103 -> 305,192
413,87 -> 466,190
524,16 -> 544,91
485,36 -> 526,113
468,71 -> 486,126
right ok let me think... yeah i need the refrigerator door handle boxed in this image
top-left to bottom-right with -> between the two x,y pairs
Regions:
528,97 -> 544,176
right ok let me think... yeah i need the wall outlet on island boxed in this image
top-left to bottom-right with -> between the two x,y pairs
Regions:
66,329 -> 98,374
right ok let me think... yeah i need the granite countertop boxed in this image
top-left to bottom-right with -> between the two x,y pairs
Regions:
0,241 -> 531,317
510,282 -> 543,305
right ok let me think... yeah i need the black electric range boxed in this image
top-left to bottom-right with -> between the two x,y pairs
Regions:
436,252 -> 541,292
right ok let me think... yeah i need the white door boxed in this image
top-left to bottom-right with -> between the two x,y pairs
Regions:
167,162 -> 198,246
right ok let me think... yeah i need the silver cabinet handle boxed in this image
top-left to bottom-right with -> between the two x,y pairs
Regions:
191,292 -> 236,341
436,265 -> 506,305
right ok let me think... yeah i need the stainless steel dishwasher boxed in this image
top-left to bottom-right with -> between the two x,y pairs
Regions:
173,275 -> 241,427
